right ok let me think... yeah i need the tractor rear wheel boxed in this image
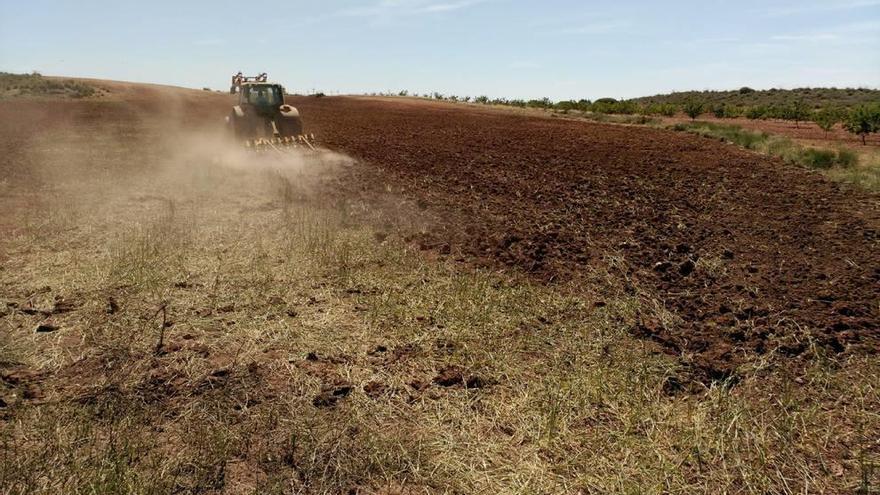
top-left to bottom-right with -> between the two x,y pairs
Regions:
277,116 -> 304,138
230,113 -> 257,141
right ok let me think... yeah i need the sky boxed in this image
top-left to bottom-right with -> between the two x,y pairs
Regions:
0,0 -> 878,100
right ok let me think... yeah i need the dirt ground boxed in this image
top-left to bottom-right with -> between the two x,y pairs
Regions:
291,96 -> 880,381
1,83 -> 879,493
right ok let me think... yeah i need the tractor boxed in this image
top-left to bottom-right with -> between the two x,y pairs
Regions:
226,72 -> 313,150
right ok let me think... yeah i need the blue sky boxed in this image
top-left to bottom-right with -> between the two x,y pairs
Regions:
1,0 -> 878,100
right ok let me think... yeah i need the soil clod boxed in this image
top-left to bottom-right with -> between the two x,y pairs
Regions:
313,382 -> 353,408
433,365 -> 490,389
363,381 -> 387,398
653,261 -> 672,273
35,323 -> 58,333
679,259 -> 696,276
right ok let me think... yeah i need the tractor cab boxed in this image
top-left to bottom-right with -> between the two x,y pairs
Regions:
240,84 -> 284,107
239,83 -> 285,118
231,72 -> 285,114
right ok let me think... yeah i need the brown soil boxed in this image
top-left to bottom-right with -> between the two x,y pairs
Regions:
2,86 -> 877,383
290,96 -> 880,381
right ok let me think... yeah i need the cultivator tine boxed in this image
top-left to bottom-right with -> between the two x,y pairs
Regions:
243,134 -> 317,153
299,134 -> 316,151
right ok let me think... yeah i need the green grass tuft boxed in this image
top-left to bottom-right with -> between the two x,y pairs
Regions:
801,148 -> 838,169
836,148 -> 858,168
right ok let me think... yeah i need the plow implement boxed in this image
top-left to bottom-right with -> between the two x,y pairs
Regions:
244,134 -> 317,153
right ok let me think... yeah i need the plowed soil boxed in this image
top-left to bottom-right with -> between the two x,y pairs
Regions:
2,88 -> 878,382
291,96 -> 880,380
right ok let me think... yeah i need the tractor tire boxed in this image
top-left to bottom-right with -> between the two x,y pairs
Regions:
277,116 -> 304,138
230,113 -> 257,141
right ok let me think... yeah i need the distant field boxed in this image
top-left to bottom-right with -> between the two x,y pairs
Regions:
631,87 -> 880,109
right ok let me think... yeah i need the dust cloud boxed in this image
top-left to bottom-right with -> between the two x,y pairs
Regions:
0,95 -> 359,256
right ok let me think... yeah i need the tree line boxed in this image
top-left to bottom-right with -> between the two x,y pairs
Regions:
383,90 -> 880,145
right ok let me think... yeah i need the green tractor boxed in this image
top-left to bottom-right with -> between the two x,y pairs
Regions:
226,72 -> 313,150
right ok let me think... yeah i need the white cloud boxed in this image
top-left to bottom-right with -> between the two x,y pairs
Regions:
769,20 -> 880,46
771,33 -> 839,41
836,20 -> 880,33
338,0 -> 488,19
556,19 -> 631,35
758,0 -> 880,17
420,1 -> 481,13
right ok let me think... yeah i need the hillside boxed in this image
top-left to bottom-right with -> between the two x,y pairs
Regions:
630,87 -> 880,108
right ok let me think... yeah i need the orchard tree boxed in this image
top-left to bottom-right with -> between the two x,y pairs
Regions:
724,105 -> 743,118
789,99 -> 810,128
682,99 -> 704,120
660,103 -> 678,117
745,106 -> 766,120
813,107 -> 841,137
844,104 -> 880,145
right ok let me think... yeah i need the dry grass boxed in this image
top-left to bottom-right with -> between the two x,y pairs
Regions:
823,148 -> 880,191
0,122 -> 878,494
668,121 -> 880,192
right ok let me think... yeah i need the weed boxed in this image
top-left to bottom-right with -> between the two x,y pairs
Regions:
836,148 -> 858,168
802,148 -> 838,169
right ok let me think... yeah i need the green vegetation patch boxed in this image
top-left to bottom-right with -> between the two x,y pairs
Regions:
632,87 -> 880,109
671,121 -> 880,190
0,72 -> 97,99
